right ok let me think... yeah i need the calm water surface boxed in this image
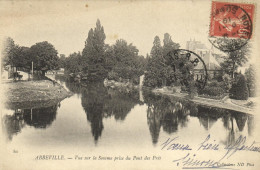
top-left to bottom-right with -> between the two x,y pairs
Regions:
2,76 -> 256,154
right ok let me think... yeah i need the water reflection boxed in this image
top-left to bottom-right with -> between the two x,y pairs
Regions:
80,82 -> 141,143
144,91 -> 191,144
143,91 -> 254,146
2,78 -> 255,148
23,105 -> 58,128
81,83 -> 107,142
2,104 -> 59,141
2,109 -> 25,140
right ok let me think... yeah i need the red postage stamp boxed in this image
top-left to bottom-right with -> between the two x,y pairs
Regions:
209,1 -> 255,39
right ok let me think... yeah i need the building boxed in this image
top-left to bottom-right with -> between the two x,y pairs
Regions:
186,39 -> 223,79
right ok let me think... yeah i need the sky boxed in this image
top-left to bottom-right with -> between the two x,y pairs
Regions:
0,0 -> 258,60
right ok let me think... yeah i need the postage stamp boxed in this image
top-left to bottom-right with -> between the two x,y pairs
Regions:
209,1 -> 255,52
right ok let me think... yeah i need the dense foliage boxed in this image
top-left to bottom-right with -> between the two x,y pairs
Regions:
245,64 -> 256,97
220,44 -> 250,78
198,81 -> 225,97
63,52 -> 83,74
107,39 -> 146,84
30,41 -> 59,75
229,73 -> 249,100
82,19 -> 109,82
143,34 -> 180,88
63,20 -> 146,84
2,38 -> 59,76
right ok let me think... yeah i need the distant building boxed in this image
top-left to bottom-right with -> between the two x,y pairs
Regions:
186,39 -> 223,79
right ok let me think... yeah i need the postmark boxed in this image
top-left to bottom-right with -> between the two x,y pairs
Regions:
208,1 -> 255,52
165,49 -> 208,89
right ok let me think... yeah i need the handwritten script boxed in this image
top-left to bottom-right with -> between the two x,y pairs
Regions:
161,135 -> 260,169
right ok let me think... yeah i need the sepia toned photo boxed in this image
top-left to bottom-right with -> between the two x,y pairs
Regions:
1,0 -> 260,170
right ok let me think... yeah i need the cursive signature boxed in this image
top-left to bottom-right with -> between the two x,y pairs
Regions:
161,134 -> 260,169
161,137 -> 192,151
172,153 -> 221,168
221,135 -> 260,160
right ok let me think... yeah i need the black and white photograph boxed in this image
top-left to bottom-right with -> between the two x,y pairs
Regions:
1,0 -> 260,170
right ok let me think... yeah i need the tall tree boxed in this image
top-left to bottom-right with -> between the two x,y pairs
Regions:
162,33 -> 180,85
144,36 -> 165,87
2,37 -> 20,70
144,34 -> 181,87
221,44 -> 251,78
2,37 -> 32,74
82,19 -> 108,82
163,33 -> 180,57
2,37 -> 15,66
30,41 -> 59,76
245,64 -> 256,97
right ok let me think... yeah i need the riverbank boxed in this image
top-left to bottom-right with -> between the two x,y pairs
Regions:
152,87 -> 256,115
2,80 -> 72,109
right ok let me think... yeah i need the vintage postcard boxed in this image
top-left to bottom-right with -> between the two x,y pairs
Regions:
1,0 -> 260,170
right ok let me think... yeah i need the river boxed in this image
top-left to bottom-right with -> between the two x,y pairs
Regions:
1,75 -> 256,163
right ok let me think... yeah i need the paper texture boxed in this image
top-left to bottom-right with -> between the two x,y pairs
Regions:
1,0 -> 260,170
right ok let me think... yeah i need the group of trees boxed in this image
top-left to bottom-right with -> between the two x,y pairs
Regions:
2,19 -> 255,99
143,33 -> 256,100
220,43 -> 256,99
2,38 -> 59,77
106,39 -> 146,84
63,19 -> 146,84
143,34 -> 180,88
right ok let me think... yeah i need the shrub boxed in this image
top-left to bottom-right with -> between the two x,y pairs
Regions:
229,74 -> 249,100
208,80 -> 219,87
245,65 -> 256,97
222,74 -> 232,92
207,80 -> 225,87
199,86 -> 225,96
188,81 -> 197,99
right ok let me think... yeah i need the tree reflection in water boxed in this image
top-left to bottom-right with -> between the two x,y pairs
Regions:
80,82 -> 140,143
221,110 -> 254,146
23,105 -> 58,128
2,77 -> 255,146
144,91 -> 191,145
143,90 -> 254,146
81,83 -> 107,143
2,109 -> 25,141
2,104 -> 59,141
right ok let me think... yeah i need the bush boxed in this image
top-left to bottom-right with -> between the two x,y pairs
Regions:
222,74 -> 232,92
229,74 -> 249,100
198,80 -> 225,97
207,80 -> 225,87
199,86 -> 225,96
188,81 -> 197,99
245,65 -> 256,97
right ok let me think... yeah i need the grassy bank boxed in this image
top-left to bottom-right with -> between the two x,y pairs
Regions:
152,87 -> 255,115
3,80 -> 72,109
